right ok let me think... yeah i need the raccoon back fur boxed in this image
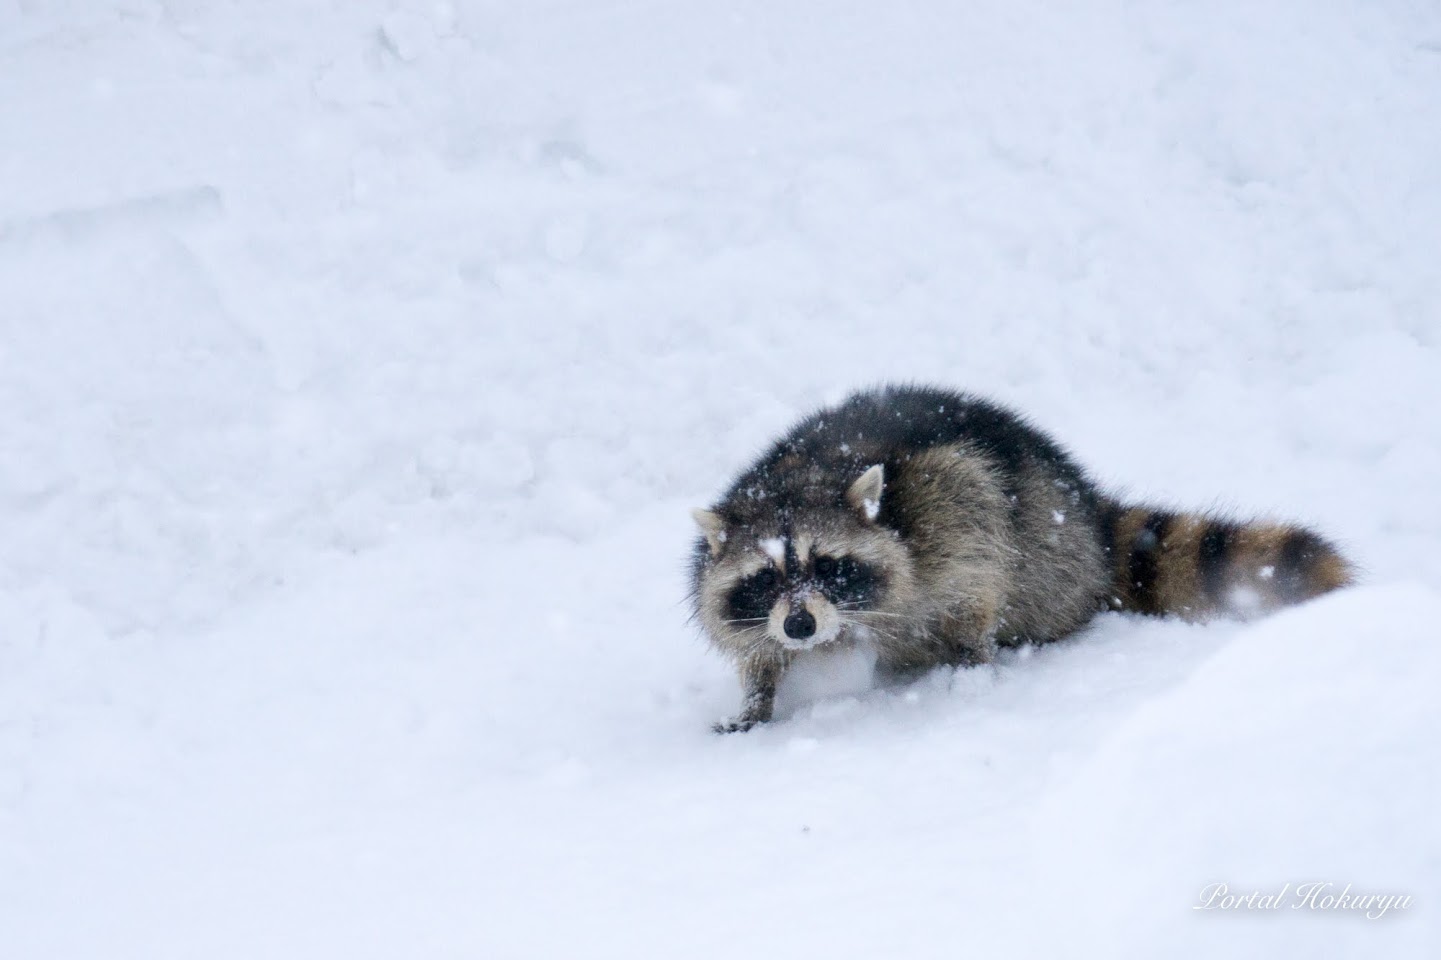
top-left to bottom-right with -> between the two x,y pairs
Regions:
689,385 -> 1353,733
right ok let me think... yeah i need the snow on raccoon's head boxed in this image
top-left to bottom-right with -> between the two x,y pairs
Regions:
689,465 -> 919,653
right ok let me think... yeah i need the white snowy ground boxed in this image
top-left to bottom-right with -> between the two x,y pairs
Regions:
3,1 -> 1440,956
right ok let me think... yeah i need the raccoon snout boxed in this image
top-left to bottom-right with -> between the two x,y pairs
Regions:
783,608 -> 817,640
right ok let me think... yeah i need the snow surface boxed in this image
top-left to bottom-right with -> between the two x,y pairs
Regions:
3,1 -> 1441,957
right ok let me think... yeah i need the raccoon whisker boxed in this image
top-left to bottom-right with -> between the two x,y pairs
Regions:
837,607 -> 905,618
841,624 -> 901,646
840,609 -> 916,623
735,636 -> 779,659
721,617 -> 771,625
840,613 -> 914,645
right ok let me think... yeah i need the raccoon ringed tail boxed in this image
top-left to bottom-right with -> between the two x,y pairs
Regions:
1098,500 -> 1354,621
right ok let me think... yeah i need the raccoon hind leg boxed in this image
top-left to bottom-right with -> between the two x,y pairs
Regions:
936,598 -> 1001,666
874,589 -> 1001,672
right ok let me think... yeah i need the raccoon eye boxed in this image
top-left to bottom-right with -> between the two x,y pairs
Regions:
751,567 -> 780,591
726,566 -> 783,622
816,555 -> 882,606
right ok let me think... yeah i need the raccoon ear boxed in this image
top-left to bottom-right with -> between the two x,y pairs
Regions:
691,508 -> 727,555
846,464 -> 885,522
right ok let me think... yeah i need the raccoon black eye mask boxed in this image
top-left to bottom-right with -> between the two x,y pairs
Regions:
688,384 -> 1352,733
724,554 -> 881,623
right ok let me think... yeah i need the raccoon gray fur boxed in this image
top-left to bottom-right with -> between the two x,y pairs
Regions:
690,385 -> 1353,733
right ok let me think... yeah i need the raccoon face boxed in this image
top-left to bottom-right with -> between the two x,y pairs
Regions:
693,465 -> 918,654
718,543 -> 887,650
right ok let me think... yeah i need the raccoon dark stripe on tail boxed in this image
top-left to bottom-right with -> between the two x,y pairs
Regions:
1102,502 -> 1354,620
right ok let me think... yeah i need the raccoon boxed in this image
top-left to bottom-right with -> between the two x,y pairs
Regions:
690,385 -> 1353,733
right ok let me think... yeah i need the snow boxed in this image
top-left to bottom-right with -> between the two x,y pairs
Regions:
775,640 -> 880,717
3,1 -> 1440,957
759,537 -> 787,564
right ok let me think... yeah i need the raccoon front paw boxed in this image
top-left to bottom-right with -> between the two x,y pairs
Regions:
712,716 -> 764,734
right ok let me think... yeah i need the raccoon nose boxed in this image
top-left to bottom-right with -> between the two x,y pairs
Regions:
783,608 -> 816,640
